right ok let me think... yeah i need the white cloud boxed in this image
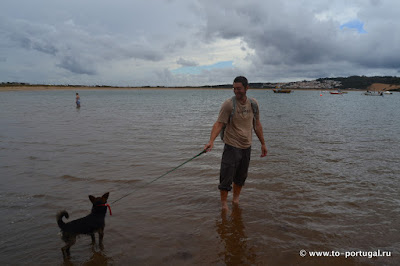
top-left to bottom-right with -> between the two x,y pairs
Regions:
177,58 -> 198,67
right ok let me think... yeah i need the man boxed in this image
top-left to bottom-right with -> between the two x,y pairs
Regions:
204,76 -> 267,211
76,92 -> 81,108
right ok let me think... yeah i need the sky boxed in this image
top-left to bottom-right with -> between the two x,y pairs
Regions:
1,0 -> 399,87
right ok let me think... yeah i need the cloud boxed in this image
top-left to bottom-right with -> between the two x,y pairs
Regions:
0,15 -> 165,76
164,40 -> 187,53
196,0 -> 400,82
3,19 -> 59,56
172,61 -> 233,75
1,0 -> 400,86
176,58 -> 198,67
56,55 -> 96,75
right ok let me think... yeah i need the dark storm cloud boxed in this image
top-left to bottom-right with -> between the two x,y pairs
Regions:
2,18 -> 58,55
200,1 -> 336,65
0,15 -> 165,76
1,0 -> 400,86
197,0 -> 400,81
57,55 -> 96,75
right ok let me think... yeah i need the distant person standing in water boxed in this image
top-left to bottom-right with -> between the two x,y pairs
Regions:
204,76 -> 267,211
76,93 -> 80,108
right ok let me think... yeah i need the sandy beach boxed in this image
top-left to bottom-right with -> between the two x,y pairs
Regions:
1,83 -> 399,92
0,85 -> 217,91
367,83 -> 400,91
0,85 -> 358,92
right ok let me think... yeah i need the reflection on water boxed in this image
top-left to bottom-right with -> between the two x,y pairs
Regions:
62,247 -> 112,266
216,205 -> 256,265
82,250 -> 112,266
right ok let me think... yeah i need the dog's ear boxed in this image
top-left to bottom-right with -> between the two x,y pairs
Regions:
102,192 -> 109,201
89,195 -> 96,203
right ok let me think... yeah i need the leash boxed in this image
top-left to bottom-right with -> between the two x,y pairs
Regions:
97,204 -> 112,215
111,149 -> 207,204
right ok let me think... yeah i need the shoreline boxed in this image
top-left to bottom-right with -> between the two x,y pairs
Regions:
0,85 -> 225,91
1,82 -> 399,92
0,85 -> 378,92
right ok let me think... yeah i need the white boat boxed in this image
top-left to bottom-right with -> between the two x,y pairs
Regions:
383,91 -> 393,95
364,91 -> 383,96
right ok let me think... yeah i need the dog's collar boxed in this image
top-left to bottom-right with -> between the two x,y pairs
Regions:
97,204 -> 112,216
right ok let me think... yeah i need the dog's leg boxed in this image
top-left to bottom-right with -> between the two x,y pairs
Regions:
61,246 -> 67,260
62,236 -> 76,260
90,233 -> 96,245
98,227 -> 104,250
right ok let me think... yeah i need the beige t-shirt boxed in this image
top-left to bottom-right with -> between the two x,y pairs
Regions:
217,97 -> 259,149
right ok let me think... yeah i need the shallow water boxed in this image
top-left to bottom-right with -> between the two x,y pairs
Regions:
0,89 -> 399,265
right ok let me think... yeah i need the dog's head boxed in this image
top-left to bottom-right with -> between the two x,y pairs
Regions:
89,192 -> 110,214
89,192 -> 109,205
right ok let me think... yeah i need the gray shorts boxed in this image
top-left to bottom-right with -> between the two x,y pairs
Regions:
218,144 -> 251,191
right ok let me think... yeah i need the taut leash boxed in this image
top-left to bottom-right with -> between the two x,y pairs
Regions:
111,149 -> 207,204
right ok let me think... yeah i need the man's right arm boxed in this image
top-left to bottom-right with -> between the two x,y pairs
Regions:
204,121 -> 224,152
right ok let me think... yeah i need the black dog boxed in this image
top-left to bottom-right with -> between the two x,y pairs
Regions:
56,192 -> 111,259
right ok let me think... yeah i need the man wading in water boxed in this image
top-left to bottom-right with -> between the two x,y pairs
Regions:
76,92 -> 81,108
204,76 -> 267,211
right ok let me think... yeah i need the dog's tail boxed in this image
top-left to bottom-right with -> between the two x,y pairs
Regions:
56,210 -> 69,230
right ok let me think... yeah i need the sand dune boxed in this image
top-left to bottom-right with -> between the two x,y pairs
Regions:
368,83 -> 400,91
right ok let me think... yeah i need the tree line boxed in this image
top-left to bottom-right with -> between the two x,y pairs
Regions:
316,76 -> 400,89
2,76 -> 400,89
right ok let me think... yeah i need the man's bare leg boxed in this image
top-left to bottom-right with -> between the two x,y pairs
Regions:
220,190 -> 229,211
232,183 -> 242,205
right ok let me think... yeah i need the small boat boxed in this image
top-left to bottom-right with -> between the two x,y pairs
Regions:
273,89 -> 291,93
330,90 -> 343,95
383,91 -> 393,95
364,91 -> 383,96
273,85 -> 291,93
